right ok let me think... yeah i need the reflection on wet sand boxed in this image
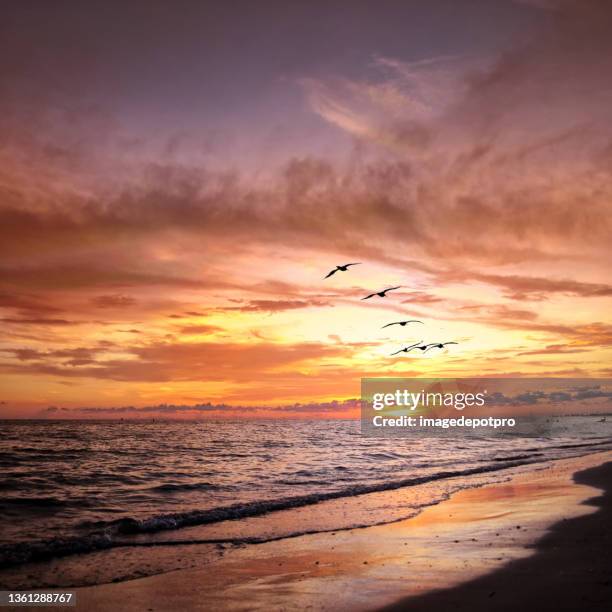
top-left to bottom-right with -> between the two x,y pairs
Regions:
76,451 -> 612,611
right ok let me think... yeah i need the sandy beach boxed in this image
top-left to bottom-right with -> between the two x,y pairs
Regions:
386,457 -> 612,612
56,451 -> 612,612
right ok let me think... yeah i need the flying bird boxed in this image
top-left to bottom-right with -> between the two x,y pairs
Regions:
424,342 -> 458,352
362,286 -> 401,300
382,320 -> 423,329
390,341 -> 423,356
324,263 -> 361,279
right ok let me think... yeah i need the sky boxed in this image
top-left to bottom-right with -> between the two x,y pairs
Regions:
0,0 -> 611,418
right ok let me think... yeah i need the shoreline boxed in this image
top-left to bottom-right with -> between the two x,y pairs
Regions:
3,450 -> 599,590
382,458 -> 612,612
60,450 -> 612,611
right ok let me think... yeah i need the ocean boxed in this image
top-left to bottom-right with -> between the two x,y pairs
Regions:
1,418 -> 612,574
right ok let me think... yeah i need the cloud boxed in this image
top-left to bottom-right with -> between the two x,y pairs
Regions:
220,299 -> 332,313
300,2 -> 612,267
0,317 -> 77,326
91,294 -> 137,308
488,385 -> 612,406
0,292 -> 61,314
517,343 -> 589,356
270,399 -> 359,413
178,325 -> 222,335
0,262 -> 217,291
6,346 -> 103,362
38,398 -> 360,417
458,304 -> 539,320
400,292 -> 443,305
0,2 -> 610,276
1,340 -> 354,383
459,272 -> 612,301
43,403 -> 244,415
473,319 -> 612,347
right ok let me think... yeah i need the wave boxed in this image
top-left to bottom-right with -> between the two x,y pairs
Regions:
2,437 -> 610,570
490,452 -> 543,462
0,456 -> 546,569
0,496 -> 67,508
148,482 -> 222,493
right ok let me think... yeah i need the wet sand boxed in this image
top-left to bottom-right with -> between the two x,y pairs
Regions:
66,450 -> 612,611
384,459 -> 612,612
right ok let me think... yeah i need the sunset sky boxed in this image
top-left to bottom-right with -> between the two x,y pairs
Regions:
1,0 -> 611,418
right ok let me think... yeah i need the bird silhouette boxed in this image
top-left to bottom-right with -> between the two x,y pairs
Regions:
424,342 -> 458,352
390,341 -> 424,356
362,286 -> 401,300
382,320 -> 423,329
324,263 -> 361,279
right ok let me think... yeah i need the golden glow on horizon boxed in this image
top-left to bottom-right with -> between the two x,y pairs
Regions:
1,246 -> 610,418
